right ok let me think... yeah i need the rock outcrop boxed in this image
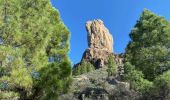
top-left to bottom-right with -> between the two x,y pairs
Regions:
65,20 -> 137,100
60,68 -> 139,100
86,19 -> 113,52
82,19 -> 114,68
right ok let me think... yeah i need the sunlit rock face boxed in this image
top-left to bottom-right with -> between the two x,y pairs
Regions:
86,19 -> 113,52
82,19 -> 114,68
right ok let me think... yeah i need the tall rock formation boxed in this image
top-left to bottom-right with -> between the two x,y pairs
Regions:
82,19 -> 114,68
86,19 -> 113,52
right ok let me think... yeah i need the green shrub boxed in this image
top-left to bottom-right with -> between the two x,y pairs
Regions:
123,62 -> 153,92
148,70 -> 170,100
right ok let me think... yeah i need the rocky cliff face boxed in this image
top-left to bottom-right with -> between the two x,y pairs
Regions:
86,19 -> 113,52
82,19 -> 114,68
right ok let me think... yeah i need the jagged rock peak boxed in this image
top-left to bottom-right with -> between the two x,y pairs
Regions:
80,19 -> 114,68
86,19 -> 113,52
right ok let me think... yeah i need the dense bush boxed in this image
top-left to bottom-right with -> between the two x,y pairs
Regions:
123,62 -> 153,93
147,71 -> 170,100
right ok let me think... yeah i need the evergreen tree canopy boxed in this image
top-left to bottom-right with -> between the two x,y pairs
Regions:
126,9 -> 170,80
0,0 -> 71,99
151,70 -> 170,99
72,59 -> 95,76
107,56 -> 117,77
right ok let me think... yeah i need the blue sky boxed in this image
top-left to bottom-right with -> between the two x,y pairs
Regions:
51,0 -> 170,64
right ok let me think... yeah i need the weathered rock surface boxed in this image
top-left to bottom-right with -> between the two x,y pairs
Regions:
86,19 -> 113,52
81,19 -> 114,68
60,68 -> 139,100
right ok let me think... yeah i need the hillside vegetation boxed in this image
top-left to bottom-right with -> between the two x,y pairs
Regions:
0,0 -> 170,100
72,9 -> 170,100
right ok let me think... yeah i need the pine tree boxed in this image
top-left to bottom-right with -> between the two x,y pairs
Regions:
107,56 -> 117,77
80,59 -> 88,74
123,62 -> 152,92
126,9 -> 170,80
86,62 -> 95,72
0,0 -> 32,98
0,0 -> 71,99
151,70 -> 170,99
0,0 -> 21,45
72,59 -> 95,76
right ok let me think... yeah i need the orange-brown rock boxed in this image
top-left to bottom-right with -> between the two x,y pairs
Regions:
82,19 -> 114,68
86,19 -> 113,52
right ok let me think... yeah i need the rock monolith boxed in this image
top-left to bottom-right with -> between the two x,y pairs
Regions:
82,19 -> 114,68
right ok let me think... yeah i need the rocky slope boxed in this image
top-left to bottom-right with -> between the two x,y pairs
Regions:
60,68 -> 139,100
68,19 -> 139,100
